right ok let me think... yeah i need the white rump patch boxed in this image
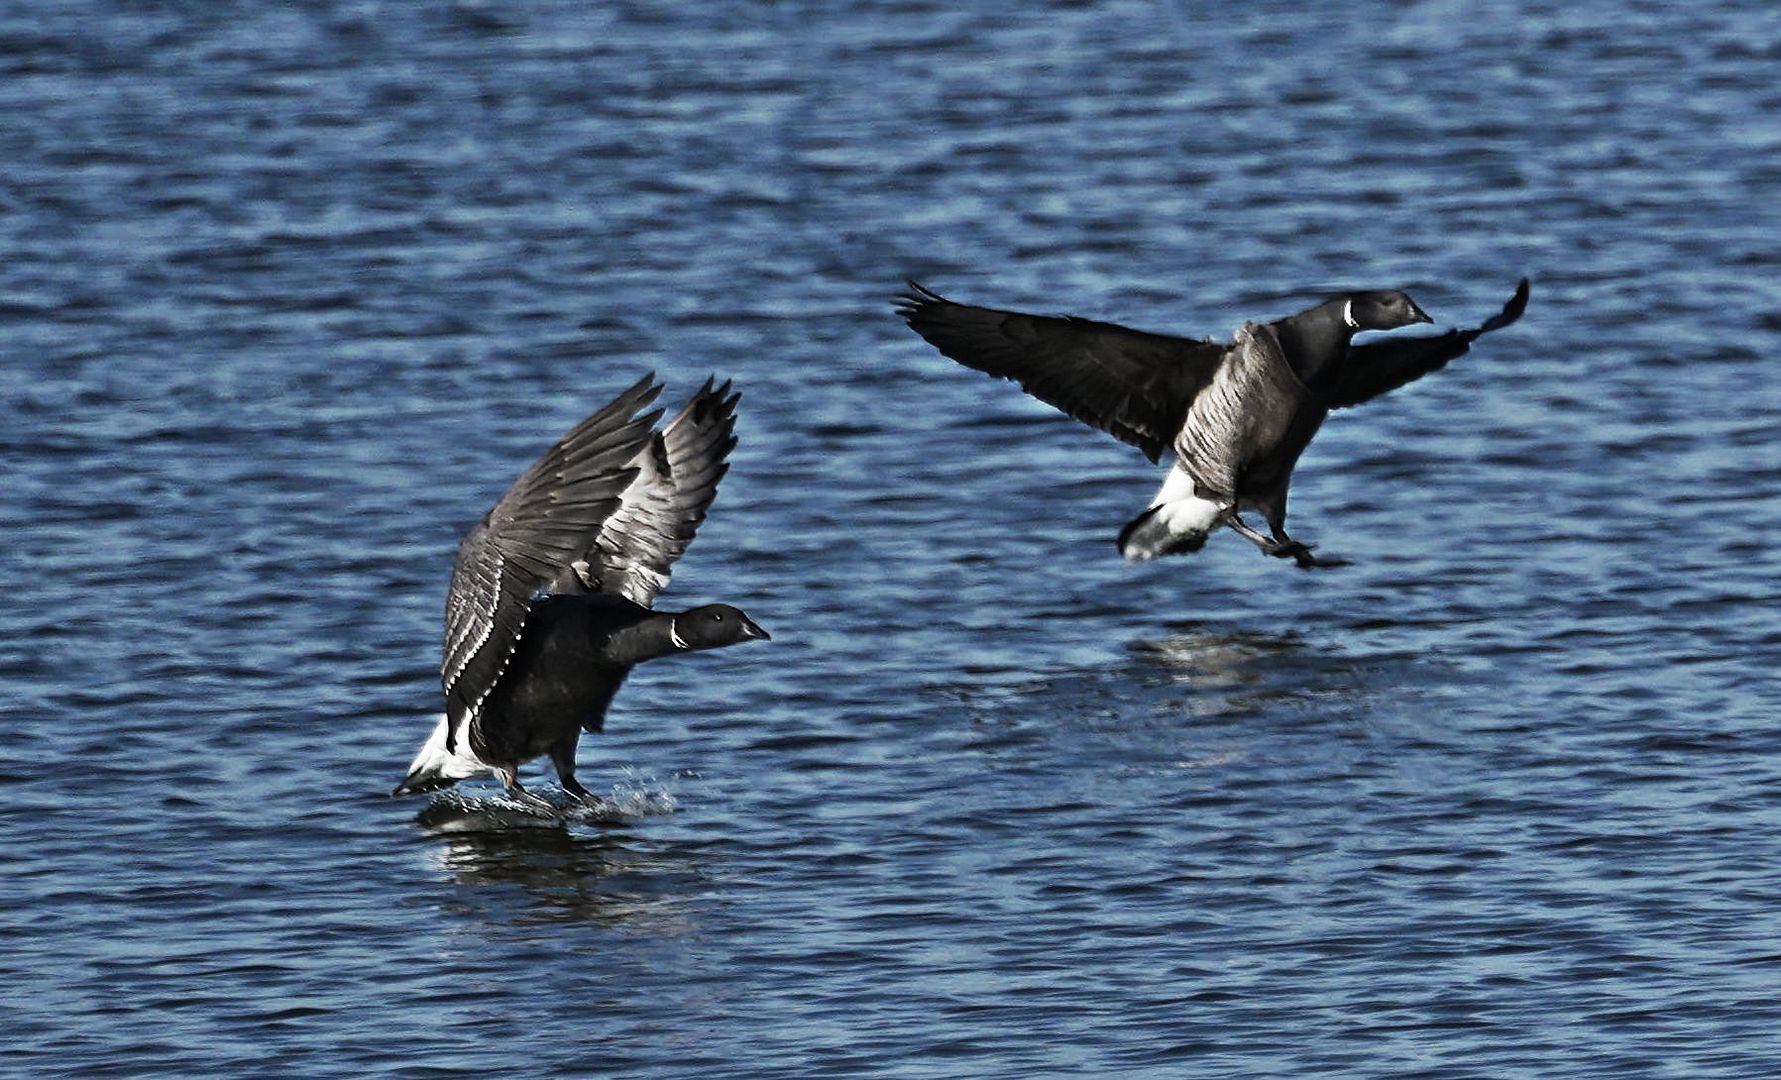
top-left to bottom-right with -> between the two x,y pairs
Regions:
1119,466 -> 1229,562
400,714 -> 495,788
1150,466 -> 1225,531
1148,495 -> 1224,538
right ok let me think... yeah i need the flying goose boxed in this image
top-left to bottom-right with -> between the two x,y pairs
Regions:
898,278 -> 1529,568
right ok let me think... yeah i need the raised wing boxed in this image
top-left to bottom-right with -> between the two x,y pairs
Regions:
1327,278 -> 1530,410
574,378 -> 740,607
441,374 -> 663,749
897,282 -> 1229,463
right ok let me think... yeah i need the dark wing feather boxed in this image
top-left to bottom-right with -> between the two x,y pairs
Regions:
575,378 -> 740,607
1327,278 -> 1530,410
896,282 -> 1229,463
441,374 -> 664,748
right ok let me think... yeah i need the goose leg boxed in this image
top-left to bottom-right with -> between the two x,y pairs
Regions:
1227,514 -> 1344,570
1261,498 -> 1348,570
549,736 -> 598,804
495,764 -> 560,814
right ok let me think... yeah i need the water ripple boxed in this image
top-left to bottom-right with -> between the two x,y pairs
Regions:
5,0 -> 1781,1077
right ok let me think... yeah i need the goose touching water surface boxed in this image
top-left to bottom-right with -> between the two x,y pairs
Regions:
393,375 -> 768,805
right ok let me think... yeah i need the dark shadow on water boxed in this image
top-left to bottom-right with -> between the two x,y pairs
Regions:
938,620 -> 1376,771
1113,620 -> 1378,731
1128,622 -> 1311,692
434,827 -> 622,885
425,824 -> 710,931
935,621 -> 1344,718
1121,619 -> 1426,728
413,787 -> 705,931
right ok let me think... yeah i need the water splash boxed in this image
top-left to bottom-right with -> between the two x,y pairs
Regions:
592,767 -> 682,819
411,769 -> 681,832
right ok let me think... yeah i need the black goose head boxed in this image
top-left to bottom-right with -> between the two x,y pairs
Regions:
671,604 -> 771,650
1343,290 -> 1433,332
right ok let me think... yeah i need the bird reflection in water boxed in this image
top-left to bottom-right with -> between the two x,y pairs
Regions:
1130,623 -> 1307,693
1119,624 -> 1371,772
1126,622 -> 1372,731
419,798 -> 705,932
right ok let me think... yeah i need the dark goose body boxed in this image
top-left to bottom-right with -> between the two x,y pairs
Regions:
393,375 -> 768,802
898,278 -> 1529,568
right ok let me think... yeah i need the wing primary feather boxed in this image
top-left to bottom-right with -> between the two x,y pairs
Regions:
573,376 -> 741,606
1327,279 -> 1530,410
438,372 -> 670,747
898,282 -> 1230,463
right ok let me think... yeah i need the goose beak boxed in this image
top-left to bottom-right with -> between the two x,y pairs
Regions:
1409,301 -> 1433,324
741,618 -> 771,642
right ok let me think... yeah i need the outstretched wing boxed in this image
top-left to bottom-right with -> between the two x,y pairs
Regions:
441,374 -> 664,747
1327,278 -> 1531,410
897,282 -> 1229,463
574,378 -> 740,607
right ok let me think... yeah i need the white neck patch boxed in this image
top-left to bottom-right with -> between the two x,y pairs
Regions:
1342,299 -> 1360,330
669,617 -> 690,650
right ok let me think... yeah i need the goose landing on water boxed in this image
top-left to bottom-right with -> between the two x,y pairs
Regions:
392,375 -> 768,806
898,277 -> 1529,569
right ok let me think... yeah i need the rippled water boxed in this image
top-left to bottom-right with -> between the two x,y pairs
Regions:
6,1 -> 1781,1076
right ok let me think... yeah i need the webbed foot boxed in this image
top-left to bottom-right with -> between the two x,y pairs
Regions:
1265,540 -> 1348,570
559,776 -> 601,806
1229,516 -> 1349,569
495,769 -> 562,815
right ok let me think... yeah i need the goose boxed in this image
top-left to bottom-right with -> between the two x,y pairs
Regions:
898,278 -> 1529,567
393,375 -> 767,804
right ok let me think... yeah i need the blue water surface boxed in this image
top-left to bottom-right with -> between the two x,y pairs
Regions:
4,1 -> 1780,1076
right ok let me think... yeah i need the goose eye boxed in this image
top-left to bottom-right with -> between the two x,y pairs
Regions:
713,613 -> 724,622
